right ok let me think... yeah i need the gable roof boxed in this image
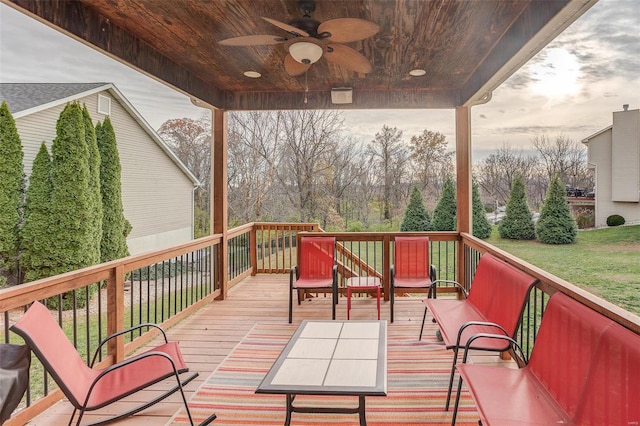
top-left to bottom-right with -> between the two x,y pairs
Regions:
0,82 -> 200,186
0,82 -> 108,114
582,125 -> 612,144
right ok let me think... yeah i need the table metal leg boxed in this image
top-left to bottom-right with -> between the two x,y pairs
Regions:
359,395 -> 367,426
285,394 -> 293,426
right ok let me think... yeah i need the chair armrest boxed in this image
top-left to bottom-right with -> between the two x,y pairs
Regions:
455,320 -> 509,349
461,333 -> 527,367
90,323 -> 168,367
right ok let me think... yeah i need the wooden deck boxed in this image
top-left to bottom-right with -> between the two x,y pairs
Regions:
24,273 -> 488,425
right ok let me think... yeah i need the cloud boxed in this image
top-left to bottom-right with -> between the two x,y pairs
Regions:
1,0 -> 638,155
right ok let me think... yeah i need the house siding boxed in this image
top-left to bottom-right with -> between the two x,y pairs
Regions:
585,109 -> 640,227
611,109 -> 640,202
13,89 -> 195,255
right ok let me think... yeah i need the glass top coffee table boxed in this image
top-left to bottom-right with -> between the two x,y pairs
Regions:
256,320 -> 387,426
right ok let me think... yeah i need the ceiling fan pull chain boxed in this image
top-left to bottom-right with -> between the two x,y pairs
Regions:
304,71 -> 309,104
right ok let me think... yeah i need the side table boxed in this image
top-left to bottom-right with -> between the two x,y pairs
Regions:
346,276 -> 381,320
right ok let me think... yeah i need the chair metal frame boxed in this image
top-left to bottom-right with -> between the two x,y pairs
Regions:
289,236 -> 338,323
10,301 -> 216,426
390,236 -> 436,323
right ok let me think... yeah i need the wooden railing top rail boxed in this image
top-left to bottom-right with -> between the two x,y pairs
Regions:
298,231 -> 460,241
460,232 -> 640,335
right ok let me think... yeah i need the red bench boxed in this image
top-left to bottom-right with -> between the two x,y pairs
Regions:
453,291 -> 640,425
420,253 -> 538,410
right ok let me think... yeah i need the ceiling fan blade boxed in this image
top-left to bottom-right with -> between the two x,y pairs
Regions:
325,44 -> 373,74
284,54 -> 311,76
219,35 -> 284,46
318,18 -> 380,43
262,17 -> 310,37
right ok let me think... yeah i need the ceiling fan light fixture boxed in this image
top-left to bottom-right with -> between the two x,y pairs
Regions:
289,41 -> 323,64
409,69 -> 426,77
243,70 -> 262,78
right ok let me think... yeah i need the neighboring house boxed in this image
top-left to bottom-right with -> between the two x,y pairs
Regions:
0,83 -> 200,255
582,105 -> 640,227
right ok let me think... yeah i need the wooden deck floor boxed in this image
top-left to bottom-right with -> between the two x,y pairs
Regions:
24,274 -> 486,425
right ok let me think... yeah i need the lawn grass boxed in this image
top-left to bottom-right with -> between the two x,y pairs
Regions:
487,224 -> 640,316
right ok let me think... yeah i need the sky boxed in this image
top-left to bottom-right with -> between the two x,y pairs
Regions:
1,0 -> 639,161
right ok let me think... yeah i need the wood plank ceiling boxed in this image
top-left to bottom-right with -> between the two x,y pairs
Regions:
5,0 -> 596,111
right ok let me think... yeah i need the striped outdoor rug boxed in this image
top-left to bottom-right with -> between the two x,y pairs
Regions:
168,322 -> 479,425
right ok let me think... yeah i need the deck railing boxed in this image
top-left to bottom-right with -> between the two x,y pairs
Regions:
0,235 -> 221,425
1,223 -> 639,425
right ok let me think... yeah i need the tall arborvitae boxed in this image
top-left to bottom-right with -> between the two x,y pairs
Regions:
536,175 -> 578,244
0,101 -> 25,285
83,105 -> 102,265
97,118 -> 130,262
50,102 -> 92,275
472,181 -> 492,239
400,185 -> 431,231
499,175 -> 535,240
432,177 -> 457,231
21,143 -> 54,282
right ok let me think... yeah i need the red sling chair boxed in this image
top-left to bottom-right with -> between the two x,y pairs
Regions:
390,236 -> 436,322
289,236 -> 338,323
10,301 -> 216,426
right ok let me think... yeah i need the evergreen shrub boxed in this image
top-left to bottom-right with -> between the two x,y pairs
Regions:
606,214 -> 625,227
0,101 -> 24,284
432,177 -> 456,231
400,185 -> 431,231
535,175 -> 577,244
472,182 -> 492,239
499,175 -> 535,240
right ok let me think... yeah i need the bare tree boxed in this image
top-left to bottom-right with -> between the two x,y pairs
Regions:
408,129 -> 455,206
531,134 -> 589,188
475,143 -> 537,206
227,111 -> 284,223
368,125 -> 409,221
276,110 -> 345,222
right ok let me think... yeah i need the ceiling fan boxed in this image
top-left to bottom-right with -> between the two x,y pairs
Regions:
218,0 -> 379,76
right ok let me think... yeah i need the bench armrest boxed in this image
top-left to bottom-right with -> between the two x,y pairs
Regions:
431,279 -> 468,298
456,320 -> 508,348
461,333 -> 527,367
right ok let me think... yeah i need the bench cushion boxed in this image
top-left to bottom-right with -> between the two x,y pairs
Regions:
425,253 -> 537,349
457,364 -> 572,425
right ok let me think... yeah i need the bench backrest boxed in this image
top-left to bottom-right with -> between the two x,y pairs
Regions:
528,291 -> 640,424
573,309 -> 640,424
466,253 -> 537,337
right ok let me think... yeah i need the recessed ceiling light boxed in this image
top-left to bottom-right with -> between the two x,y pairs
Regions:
244,71 -> 262,78
409,69 -> 426,77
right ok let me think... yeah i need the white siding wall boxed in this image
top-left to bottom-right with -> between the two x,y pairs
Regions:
611,109 -> 640,202
14,90 -> 195,255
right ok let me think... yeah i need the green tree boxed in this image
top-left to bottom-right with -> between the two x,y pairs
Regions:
432,177 -> 456,231
50,102 -> 92,275
83,105 -> 103,265
21,143 -> 54,282
400,185 -> 431,231
0,101 -> 25,285
97,118 -> 130,262
499,175 -> 535,240
536,175 -> 577,244
472,181 -> 492,239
